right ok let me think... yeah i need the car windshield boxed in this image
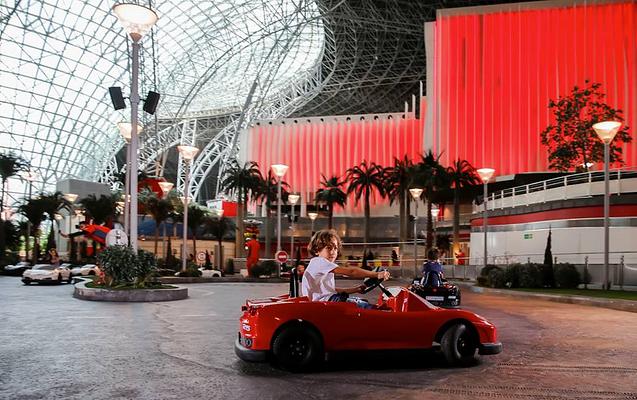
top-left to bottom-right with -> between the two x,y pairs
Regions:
33,265 -> 55,271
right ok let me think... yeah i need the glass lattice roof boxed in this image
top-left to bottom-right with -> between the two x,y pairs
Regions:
0,0 -> 323,206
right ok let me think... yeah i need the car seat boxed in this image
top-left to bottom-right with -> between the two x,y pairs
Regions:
420,270 -> 443,287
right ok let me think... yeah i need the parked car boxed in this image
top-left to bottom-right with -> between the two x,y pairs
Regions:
235,273 -> 501,371
71,264 -> 99,276
22,264 -> 73,284
3,261 -> 31,276
199,268 -> 221,278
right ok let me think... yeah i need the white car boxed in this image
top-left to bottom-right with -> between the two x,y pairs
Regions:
22,264 -> 72,284
200,268 -> 222,278
71,264 -> 99,276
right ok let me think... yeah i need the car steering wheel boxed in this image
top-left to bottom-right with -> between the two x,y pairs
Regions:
361,267 -> 393,297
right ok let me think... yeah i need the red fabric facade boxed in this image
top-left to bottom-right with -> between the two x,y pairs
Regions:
246,111 -> 425,213
433,2 -> 637,174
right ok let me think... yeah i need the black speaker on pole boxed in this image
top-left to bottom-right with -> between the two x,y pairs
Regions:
108,87 -> 126,110
143,91 -> 160,115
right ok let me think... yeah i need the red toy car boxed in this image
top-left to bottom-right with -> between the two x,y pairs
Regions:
235,273 -> 502,370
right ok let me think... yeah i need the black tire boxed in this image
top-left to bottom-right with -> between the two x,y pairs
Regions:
441,323 -> 478,366
57,274 -> 62,284
23,280 -> 31,285
272,325 -> 323,371
88,271 -> 95,276
67,274 -> 73,284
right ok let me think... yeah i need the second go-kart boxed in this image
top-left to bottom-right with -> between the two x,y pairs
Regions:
235,268 -> 501,371
409,272 -> 461,308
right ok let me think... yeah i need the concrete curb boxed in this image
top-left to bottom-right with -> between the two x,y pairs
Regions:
453,281 -> 637,313
158,276 -> 287,284
73,280 -> 188,302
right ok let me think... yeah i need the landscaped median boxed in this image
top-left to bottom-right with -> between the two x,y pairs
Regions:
74,278 -> 188,302
455,281 -> 637,313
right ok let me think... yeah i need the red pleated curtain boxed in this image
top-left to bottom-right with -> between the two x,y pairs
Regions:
433,1 -> 636,174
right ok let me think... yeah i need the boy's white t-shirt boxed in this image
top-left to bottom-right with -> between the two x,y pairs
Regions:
301,256 -> 338,301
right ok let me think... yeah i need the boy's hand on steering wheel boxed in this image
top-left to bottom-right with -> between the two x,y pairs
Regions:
377,270 -> 390,281
357,284 -> 367,293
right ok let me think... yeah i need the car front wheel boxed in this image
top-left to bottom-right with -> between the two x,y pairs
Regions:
272,325 -> 323,371
57,274 -> 62,284
441,323 -> 478,367
67,274 -> 73,284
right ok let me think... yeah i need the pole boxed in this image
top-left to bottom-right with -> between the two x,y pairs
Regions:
483,181 -> 488,271
290,204 -> 295,260
277,178 -> 282,251
182,161 -> 190,272
124,142 -> 131,242
129,39 -> 140,252
26,181 -> 32,262
414,200 -> 418,276
603,142 -> 610,290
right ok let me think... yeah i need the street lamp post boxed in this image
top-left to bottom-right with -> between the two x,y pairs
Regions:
431,206 -> 440,248
117,121 -> 142,239
308,212 -> 318,236
593,121 -> 622,290
177,145 -> 199,272
409,188 -> 423,276
270,164 -> 289,254
288,193 -> 300,260
23,171 -> 38,262
158,181 -> 174,198
477,168 -> 495,272
63,193 -> 78,259
113,3 -> 158,252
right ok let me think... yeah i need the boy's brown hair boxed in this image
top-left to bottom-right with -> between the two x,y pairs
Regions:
307,229 -> 341,256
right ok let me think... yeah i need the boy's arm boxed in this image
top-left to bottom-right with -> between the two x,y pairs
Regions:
332,266 -> 390,280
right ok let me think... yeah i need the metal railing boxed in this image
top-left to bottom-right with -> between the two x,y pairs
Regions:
473,168 -> 637,212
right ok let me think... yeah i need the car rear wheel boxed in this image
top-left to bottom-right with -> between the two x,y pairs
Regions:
67,274 -> 73,284
57,274 -> 62,283
441,323 -> 478,366
272,325 -> 323,371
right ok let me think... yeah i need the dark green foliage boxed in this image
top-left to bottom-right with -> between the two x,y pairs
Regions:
225,258 -> 235,275
97,246 -> 158,287
251,260 -> 278,277
315,174 -> 347,230
476,276 -> 488,286
479,264 -> 500,277
542,229 -> 555,287
554,263 -> 581,289
504,264 -> 522,288
176,263 -> 202,277
487,267 -> 507,288
540,81 -> 632,171
346,160 -> 387,245
79,194 -> 119,225
519,263 -> 543,288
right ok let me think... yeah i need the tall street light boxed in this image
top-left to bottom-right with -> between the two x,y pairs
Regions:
63,193 -> 78,259
431,206 -> 440,248
288,193 -> 300,260
22,171 -> 38,262
117,121 -> 142,238
177,145 -> 199,272
409,188 -> 423,276
112,3 -> 158,251
271,164 -> 289,255
308,212 -> 318,236
477,168 -> 495,272
158,181 -> 174,197
593,120 -> 622,290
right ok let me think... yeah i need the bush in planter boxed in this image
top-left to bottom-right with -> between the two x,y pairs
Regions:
554,263 -> 581,289
504,263 -> 522,288
479,264 -> 499,278
96,246 -> 157,288
476,275 -> 489,286
175,262 -> 202,277
250,260 -> 278,277
225,258 -> 235,275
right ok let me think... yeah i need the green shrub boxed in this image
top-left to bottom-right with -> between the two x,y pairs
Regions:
554,263 -> 581,289
250,260 -> 278,277
487,267 -> 507,288
505,263 -> 522,288
175,262 -> 202,277
97,246 -> 157,288
225,258 -> 235,275
476,276 -> 489,286
479,264 -> 500,277
519,263 -> 543,288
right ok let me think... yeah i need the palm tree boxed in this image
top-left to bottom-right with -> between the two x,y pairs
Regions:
446,159 -> 480,257
219,160 -> 261,258
384,156 -> 414,248
203,215 -> 235,269
346,161 -> 386,247
79,194 -> 119,226
413,151 -> 450,251
315,174 -> 347,229
39,192 -> 71,252
186,203 -> 208,256
253,169 -> 289,259
139,189 -> 174,256
0,153 -> 28,257
18,197 -> 47,264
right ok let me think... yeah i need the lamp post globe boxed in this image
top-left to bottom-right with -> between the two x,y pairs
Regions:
288,193 -> 300,261
308,211 -> 318,236
593,121 -> 622,290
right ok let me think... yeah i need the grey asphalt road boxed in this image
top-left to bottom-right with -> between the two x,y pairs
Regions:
1,276 -> 636,400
